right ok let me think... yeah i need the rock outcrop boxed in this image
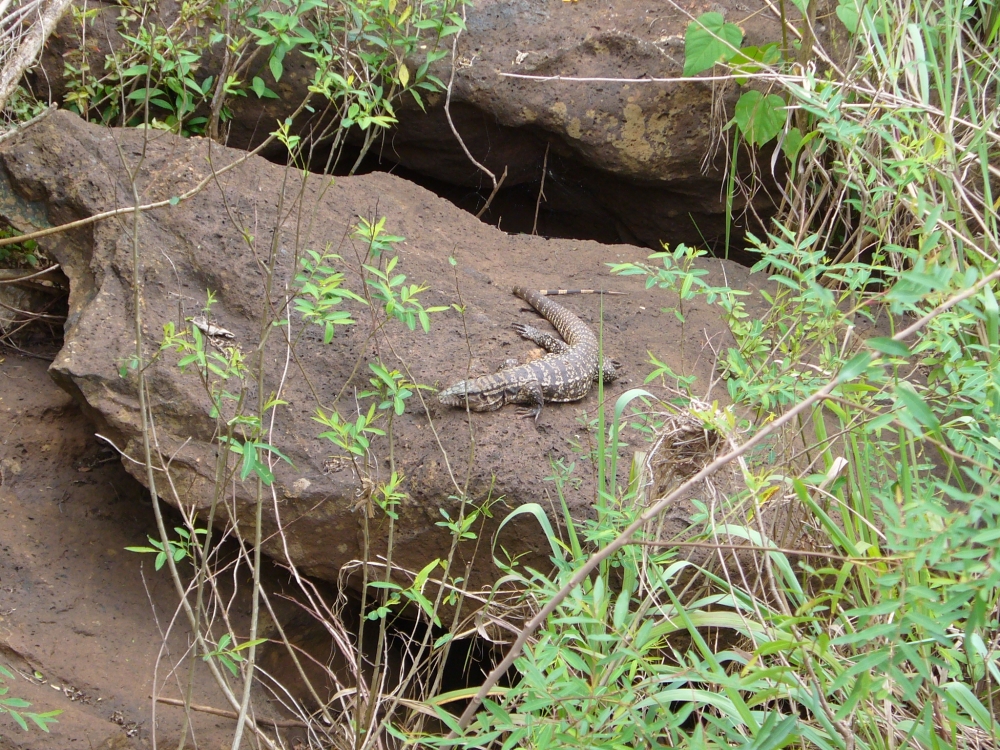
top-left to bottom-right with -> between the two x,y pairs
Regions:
0,111 -> 763,592
35,0 -> 792,249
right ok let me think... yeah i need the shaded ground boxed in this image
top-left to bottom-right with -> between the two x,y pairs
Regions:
0,353 -> 281,749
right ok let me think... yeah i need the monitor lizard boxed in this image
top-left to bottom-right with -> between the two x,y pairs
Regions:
437,286 -> 620,420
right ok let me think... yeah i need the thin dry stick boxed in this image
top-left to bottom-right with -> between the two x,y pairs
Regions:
452,266 -> 995,732
442,7 -> 507,219
0,0 -> 73,111
154,697 -> 308,729
532,142 -> 549,236
0,94 -> 314,250
0,263 -> 61,284
113,129 -> 280,750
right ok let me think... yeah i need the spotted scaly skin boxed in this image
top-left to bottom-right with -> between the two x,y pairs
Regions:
438,286 -> 619,420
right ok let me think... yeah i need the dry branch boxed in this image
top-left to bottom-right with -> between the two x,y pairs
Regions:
0,0 -> 74,112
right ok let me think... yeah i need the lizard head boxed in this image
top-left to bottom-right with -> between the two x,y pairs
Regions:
437,379 -> 508,412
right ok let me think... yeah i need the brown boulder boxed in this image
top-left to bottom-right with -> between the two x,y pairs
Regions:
0,110 -> 763,592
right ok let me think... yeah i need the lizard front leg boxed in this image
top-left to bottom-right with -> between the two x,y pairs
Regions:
511,376 -> 545,422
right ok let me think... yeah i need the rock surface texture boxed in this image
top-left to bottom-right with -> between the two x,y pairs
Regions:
36,0 -> 792,248
0,111 -> 763,592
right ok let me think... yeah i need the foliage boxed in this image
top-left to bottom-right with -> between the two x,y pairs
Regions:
0,664 -> 61,734
62,0 -> 467,152
683,13 -> 786,147
202,633 -> 268,677
0,86 -> 49,132
126,527 -> 208,570
0,224 -> 40,268
396,0 -> 1000,745
88,0 -> 1000,744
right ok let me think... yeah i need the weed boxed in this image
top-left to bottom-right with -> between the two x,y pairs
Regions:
0,664 -> 61,735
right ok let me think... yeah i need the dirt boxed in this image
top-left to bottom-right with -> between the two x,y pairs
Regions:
0,353 -> 287,749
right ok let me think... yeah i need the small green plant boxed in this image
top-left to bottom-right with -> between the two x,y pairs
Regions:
0,664 -> 61,734
0,225 -> 40,268
160,318 -> 248,419
63,0 -> 469,152
126,526 -> 208,570
361,362 -> 430,416
293,248 -> 366,343
610,242 -> 749,324
683,13 -> 787,148
367,558 -> 444,625
314,403 -> 385,458
202,633 -> 268,677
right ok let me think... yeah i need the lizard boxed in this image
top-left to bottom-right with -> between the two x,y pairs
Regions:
437,286 -> 620,420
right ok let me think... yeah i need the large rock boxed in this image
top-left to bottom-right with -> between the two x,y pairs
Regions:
0,111 -> 763,592
35,0 -> 790,249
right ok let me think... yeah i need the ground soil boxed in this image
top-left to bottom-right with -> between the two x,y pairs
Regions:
0,353 -> 294,750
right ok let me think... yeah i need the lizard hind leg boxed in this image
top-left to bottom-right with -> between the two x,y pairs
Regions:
601,356 -> 622,383
513,323 -> 570,354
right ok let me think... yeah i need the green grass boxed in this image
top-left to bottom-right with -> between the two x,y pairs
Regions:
398,0 -> 1000,745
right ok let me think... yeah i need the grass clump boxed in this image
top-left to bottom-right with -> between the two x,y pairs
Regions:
401,0 -> 1000,745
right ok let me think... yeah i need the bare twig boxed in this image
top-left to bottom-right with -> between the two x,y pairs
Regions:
443,5 -> 508,218
532,142 -> 549,236
0,264 -> 61,284
0,0 -> 73,111
154,697 -> 309,729
0,95 -> 314,250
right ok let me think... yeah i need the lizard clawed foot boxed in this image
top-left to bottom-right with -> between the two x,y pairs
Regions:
516,407 -> 543,422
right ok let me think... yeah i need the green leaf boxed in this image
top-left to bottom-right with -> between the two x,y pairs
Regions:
7,708 -> 28,731
895,382 -> 940,430
495,503 -> 565,563
943,682 -> 995,732
250,76 -> 279,99
866,337 -> 910,357
269,56 -> 283,82
837,352 -> 872,383
683,12 -> 743,76
836,4 -> 857,31
782,126 -> 803,160
126,87 -> 165,101
240,443 -> 257,481
230,638 -> 268,652
734,91 -> 786,146
255,442 -> 294,467
219,654 -> 239,676
168,196 -> 180,206
28,710 -> 61,732
751,714 -> 799,750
